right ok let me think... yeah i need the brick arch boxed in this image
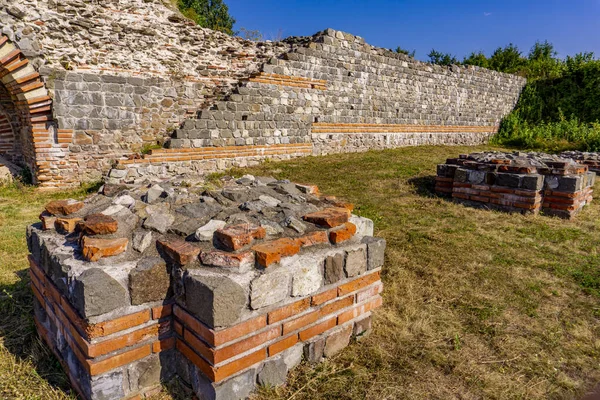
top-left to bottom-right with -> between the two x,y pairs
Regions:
0,35 -> 61,185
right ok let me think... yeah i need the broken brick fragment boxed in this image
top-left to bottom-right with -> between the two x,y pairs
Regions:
214,224 -> 266,251
295,231 -> 329,247
252,238 -> 301,267
295,184 -> 319,195
200,250 -> 254,269
82,214 -> 119,235
55,217 -> 83,234
157,238 -> 200,265
45,199 -> 84,216
303,208 -> 350,228
39,211 -> 56,230
81,236 -> 128,262
329,222 -> 357,244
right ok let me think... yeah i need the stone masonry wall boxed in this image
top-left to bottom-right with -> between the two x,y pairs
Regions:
1,0 -> 526,188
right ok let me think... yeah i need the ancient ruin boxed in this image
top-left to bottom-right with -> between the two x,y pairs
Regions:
1,0 -> 525,188
27,176 -> 384,399
436,151 -> 595,218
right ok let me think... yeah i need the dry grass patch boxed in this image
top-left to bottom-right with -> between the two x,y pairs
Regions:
0,146 -> 599,399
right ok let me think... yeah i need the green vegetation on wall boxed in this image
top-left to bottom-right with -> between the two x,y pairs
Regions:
427,41 -> 600,152
177,0 -> 235,35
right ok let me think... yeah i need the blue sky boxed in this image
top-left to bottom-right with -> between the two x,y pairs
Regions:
226,0 -> 600,61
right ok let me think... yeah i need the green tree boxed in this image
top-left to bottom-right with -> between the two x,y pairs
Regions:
427,49 -> 459,66
177,0 -> 236,35
395,46 -> 416,58
525,41 -> 563,79
463,51 -> 489,68
488,43 -> 526,73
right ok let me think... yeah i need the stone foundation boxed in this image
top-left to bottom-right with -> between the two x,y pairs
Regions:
27,176 -> 385,399
436,152 -> 595,219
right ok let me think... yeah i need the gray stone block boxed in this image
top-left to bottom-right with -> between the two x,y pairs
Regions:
324,253 -> 344,285
258,356 -> 288,387
496,173 -> 522,188
250,269 -> 291,309
184,272 -> 246,328
344,245 -> 367,277
324,324 -> 353,357
72,268 -> 129,318
193,366 -> 257,400
521,175 -> 543,191
304,335 -> 326,363
361,236 -> 386,270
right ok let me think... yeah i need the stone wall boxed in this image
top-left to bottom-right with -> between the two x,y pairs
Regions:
1,1 -> 526,188
28,176 -> 384,399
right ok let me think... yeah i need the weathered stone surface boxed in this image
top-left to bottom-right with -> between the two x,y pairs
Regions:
195,219 -> 227,242
361,237 -> 386,270
304,336 -> 326,363
127,354 -> 162,392
324,253 -> 345,285
132,229 -> 153,253
324,324 -> 353,357
145,184 -> 165,203
257,356 -> 287,387
200,250 -> 254,272
45,199 -> 84,216
82,214 -> 119,235
345,245 -> 367,277
143,206 -> 175,233
290,255 -> 323,297
250,269 -> 291,309
128,257 -> 170,305
282,343 -> 304,370
72,268 -> 129,317
82,370 -> 125,400
283,216 -> 307,233
39,212 -> 56,230
81,237 -> 128,262
353,314 -> 372,338
350,215 -> 374,237
194,367 -> 257,400
184,272 -> 247,327
157,238 -> 200,265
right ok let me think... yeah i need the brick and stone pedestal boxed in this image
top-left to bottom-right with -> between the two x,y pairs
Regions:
435,152 -> 595,219
27,176 -> 385,399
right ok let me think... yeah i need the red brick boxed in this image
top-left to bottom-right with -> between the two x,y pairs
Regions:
176,340 -> 215,380
295,231 -> 329,247
311,288 -> 338,306
282,310 -> 320,335
39,211 -> 56,230
82,213 -> 119,235
356,282 -> 384,303
268,298 -> 311,324
157,238 -> 200,265
338,296 -> 383,325
268,334 -> 299,356
320,296 -> 354,317
45,199 -> 84,215
152,337 -> 176,353
184,329 -> 215,362
453,193 -> 470,200
87,344 -> 151,376
469,195 -> 490,203
214,224 -> 266,251
252,238 -> 301,267
55,217 -> 83,233
213,315 -> 268,346
303,208 -> 350,228
490,187 -> 516,194
213,349 -> 266,382
152,304 -> 173,320
329,222 -> 357,244
174,320 -> 184,337
87,324 -> 159,358
338,272 -> 381,296
87,310 -> 150,339
81,236 -> 128,262
214,325 -> 281,364
298,318 -> 336,341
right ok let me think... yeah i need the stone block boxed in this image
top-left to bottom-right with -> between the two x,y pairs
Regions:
257,356 -> 287,387
349,214 -> 374,236
344,245 -> 367,277
193,367 -> 257,400
128,257 -> 170,305
324,252 -> 345,284
323,324 -> 353,357
361,236 -> 386,270
184,272 -> 247,327
303,336 -> 326,363
250,269 -> 291,309
290,255 -> 323,296
72,268 -> 130,318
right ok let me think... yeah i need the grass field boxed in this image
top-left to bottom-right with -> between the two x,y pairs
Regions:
1,145 -> 599,399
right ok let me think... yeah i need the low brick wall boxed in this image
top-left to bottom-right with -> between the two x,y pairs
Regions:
27,176 -> 385,399
436,152 -> 595,219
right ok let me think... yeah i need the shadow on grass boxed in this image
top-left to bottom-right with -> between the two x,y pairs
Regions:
407,175 -> 438,198
0,268 -> 76,398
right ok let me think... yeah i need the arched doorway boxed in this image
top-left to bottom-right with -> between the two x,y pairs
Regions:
0,35 -> 58,185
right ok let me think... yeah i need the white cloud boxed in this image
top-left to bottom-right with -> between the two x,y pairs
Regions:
484,12 -> 492,16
